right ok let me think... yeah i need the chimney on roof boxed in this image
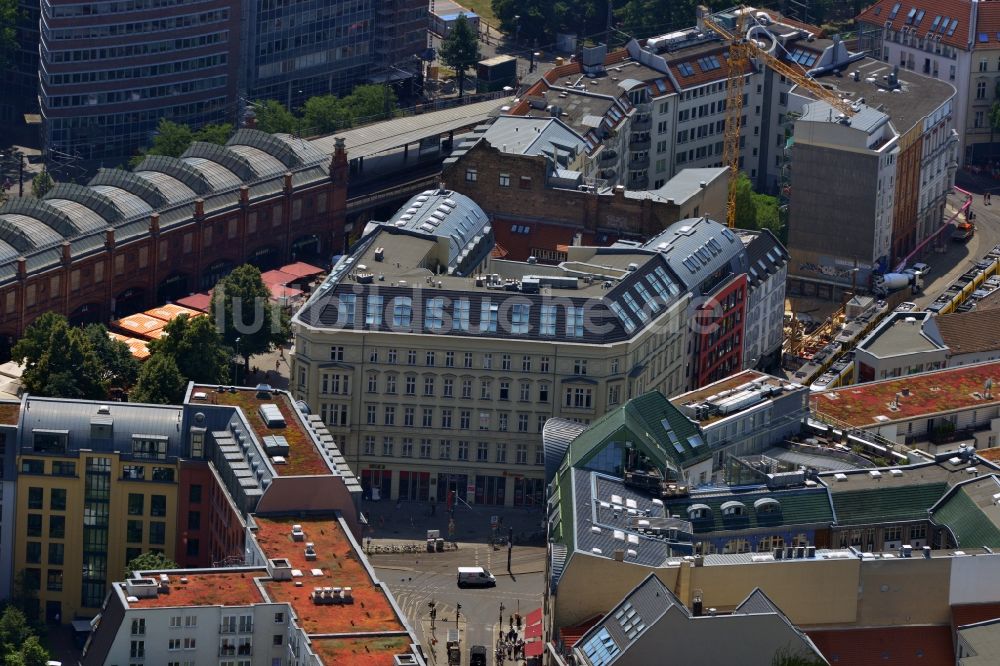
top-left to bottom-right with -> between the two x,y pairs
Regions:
695,5 -> 710,32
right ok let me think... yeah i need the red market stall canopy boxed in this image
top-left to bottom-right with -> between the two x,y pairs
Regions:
144,304 -> 204,322
524,641 -> 544,658
113,313 -> 166,340
525,623 -> 542,639
526,608 -> 543,627
269,283 -> 304,302
261,269 -> 300,287
176,293 -> 212,312
279,261 -> 324,279
108,332 -> 150,360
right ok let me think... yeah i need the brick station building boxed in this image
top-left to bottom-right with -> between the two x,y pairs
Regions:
0,129 -> 347,360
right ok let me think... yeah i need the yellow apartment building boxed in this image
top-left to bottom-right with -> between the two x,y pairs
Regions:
14,399 -> 183,622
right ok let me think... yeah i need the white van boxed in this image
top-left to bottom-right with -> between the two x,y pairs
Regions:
457,566 -> 496,588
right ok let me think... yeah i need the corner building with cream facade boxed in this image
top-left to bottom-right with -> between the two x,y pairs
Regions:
290,190 -> 778,506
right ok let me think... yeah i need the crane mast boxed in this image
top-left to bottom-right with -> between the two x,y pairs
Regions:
702,6 -> 856,228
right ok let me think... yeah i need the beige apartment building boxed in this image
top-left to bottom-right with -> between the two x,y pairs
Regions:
290,190 -> 694,506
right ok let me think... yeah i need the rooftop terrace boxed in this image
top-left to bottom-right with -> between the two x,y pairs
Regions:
122,570 -> 265,608
194,386 -> 331,477
310,636 -> 414,666
811,360 -> 1000,428
253,516 -> 404,635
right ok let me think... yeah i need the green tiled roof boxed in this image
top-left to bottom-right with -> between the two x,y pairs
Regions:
932,488 -> 1000,548
665,489 -> 833,534
566,391 -> 710,477
831,483 -> 948,526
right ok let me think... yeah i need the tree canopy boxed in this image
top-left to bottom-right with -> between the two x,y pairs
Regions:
30,170 -> 52,199
131,354 -> 186,405
732,172 -> 785,242
13,315 -> 107,399
0,0 -> 18,70
129,119 -> 233,166
439,14 -> 480,96
0,607 -> 50,666
148,314 -> 230,385
83,324 -> 140,391
125,551 -> 179,577
254,99 -> 301,134
211,265 -> 288,375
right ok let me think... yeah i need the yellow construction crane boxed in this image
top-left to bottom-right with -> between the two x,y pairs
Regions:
702,7 -> 856,228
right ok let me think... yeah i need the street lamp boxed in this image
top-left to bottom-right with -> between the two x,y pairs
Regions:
234,337 -> 241,385
514,15 -> 521,47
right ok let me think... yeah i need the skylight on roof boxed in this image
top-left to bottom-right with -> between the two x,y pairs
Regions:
939,16 -> 950,33
697,55 -> 721,71
888,2 -> 901,20
931,15 -> 941,31
981,33 -> 989,42
914,9 -> 924,24
678,62 -> 694,77
905,7 -> 916,24
947,19 -> 958,36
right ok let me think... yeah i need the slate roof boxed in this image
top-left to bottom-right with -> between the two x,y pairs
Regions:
643,217 -> 749,292
664,487 -> 833,534
935,309 -> 1000,356
857,0 -> 973,50
18,396 -> 185,457
480,115 -> 585,157
741,229 -> 790,288
543,418 -> 588,484
829,482 -> 947,526
931,476 -> 1000,548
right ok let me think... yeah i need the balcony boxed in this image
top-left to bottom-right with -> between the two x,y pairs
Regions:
634,101 -> 651,114
629,174 -> 650,189
598,149 -> 618,166
629,136 -> 651,151
629,152 -> 650,168
632,114 -> 652,131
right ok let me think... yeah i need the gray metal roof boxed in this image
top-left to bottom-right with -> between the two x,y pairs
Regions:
227,144 -> 288,178
799,99 -> 889,134
644,217 -> 749,292
311,97 -> 512,159
133,171 -> 198,205
573,469 -> 691,568
480,115 -> 585,157
182,157 -> 244,191
625,167 -> 728,205
368,189 -> 492,271
543,418 -> 589,484
19,397 -> 185,457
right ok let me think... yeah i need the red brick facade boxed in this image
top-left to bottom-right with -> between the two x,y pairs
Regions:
693,274 -> 748,388
0,149 -> 347,359
176,460 -> 247,569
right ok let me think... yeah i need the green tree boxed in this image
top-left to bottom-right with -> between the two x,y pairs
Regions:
149,314 -> 230,384
771,646 -> 827,666
142,119 -> 194,159
30,170 -> 52,199
211,264 -> 287,375
11,312 -> 66,374
83,324 -> 140,391
193,122 -> 233,146
131,354 -> 186,405
492,0 -> 567,45
0,607 -> 31,654
8,636 -> 50,666
0,0 -> 18,70
733,171 -> 757,229
439,14 -> 480,97
125,551 -> 179,577
19,320 -> 106,399
254,99 -> 301,134
302,95 -> 352,135
345,83 -> 397,123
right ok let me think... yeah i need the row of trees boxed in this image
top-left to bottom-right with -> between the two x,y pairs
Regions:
128,119 -> 233,167
11,265 -> 288,404
253,83 -> 398,136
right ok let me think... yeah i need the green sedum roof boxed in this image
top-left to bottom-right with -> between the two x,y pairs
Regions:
665,489 -> 833,534
932,487 -> 1000,548
831,483 -> 948,526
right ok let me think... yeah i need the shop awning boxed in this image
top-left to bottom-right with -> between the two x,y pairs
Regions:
280,261 -> 324,279
525,607 -> 543,626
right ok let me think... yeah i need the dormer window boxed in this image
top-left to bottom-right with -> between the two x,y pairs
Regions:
721,500 -> 746,517
686,503 -> 711,520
